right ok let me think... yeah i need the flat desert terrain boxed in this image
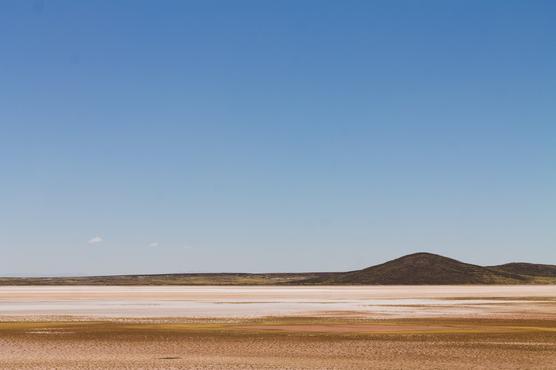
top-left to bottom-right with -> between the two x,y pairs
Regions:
1,286 -> 555,369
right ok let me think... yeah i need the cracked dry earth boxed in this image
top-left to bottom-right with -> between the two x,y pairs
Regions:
1,286 -> 555,369
1,323 -> 556,370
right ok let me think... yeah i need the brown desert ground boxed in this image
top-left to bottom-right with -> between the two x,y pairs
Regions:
1,286 -> 555,369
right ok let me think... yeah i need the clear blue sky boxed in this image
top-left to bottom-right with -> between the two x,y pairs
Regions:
1,1 -> 554,275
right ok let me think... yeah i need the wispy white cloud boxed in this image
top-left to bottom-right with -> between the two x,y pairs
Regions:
148,242 -> 159,247
88,236 -> 104,245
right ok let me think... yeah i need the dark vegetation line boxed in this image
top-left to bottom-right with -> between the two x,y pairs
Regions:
1,252 -> 555,285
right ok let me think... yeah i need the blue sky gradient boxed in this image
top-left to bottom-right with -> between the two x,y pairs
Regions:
1,1 -> 555,274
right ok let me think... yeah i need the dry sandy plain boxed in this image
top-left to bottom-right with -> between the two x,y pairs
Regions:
1,286 -> 555,369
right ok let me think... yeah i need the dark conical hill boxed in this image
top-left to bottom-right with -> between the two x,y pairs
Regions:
301,252 -> 529,285
1,252 -> 555,285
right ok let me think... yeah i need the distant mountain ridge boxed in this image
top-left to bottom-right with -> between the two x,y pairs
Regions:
301,253 -> 533,285
1,252 -> 555,285
488,262 -> 556,278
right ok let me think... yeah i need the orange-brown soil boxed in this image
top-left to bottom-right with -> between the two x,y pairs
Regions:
1,318 -> 555,369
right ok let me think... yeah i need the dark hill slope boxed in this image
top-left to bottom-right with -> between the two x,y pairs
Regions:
1,253 -> 555,285
300,253 -> 529,285
489,262 -> 556,277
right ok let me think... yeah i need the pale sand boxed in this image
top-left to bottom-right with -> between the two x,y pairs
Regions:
0,285 -> 555,319
1,286 -> 556,369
